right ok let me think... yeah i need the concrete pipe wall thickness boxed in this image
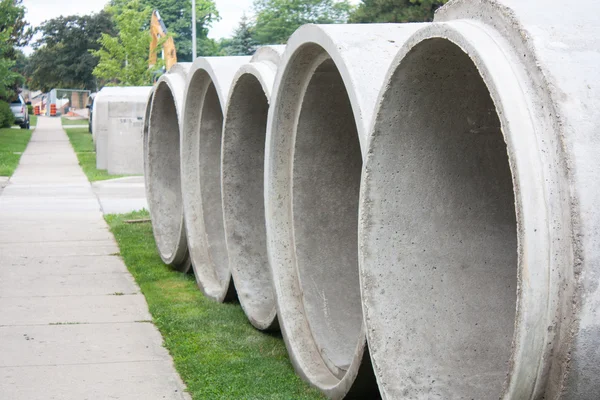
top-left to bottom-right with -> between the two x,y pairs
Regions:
180,56 -> 250,302
359,0 -> 600,398
146,63 -> 192,271
264,24 -> 425,399
221,46 -> 285,331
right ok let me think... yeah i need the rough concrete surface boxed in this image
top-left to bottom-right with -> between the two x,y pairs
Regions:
180,56 -> 250,302
263,24 -> 426,399
94,86 -> 152,173
0,116 -> 189,400
359,1 -> 600,399
221,47 -> 283,330
146,65 -> 192,271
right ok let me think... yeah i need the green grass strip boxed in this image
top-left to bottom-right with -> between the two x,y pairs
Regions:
61,116 -> 88,126
105,210 -> 324,400
64,127 -> 128,182
0,127 -> 33,176
30,115 -> 37,127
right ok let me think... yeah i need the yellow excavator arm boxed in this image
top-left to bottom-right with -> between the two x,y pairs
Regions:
149,10 -> 177,71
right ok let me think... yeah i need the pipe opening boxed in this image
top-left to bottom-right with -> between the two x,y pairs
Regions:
199,83 -> 230,286
366,38 -> 517,398
148,82 -> 182,258
293,58 -> 363,375
222,74 -> 273,324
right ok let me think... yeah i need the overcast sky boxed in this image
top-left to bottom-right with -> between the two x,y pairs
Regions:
22,0 -> 360,54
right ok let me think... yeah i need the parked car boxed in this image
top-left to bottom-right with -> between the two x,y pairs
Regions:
10,94 -> 30,129
87,93 -> 96,133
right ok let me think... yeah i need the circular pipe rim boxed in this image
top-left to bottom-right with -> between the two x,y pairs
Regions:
358,20 -> 570,399
264,24 -> 432,398
221,61 -> 278,330
147,73 -> 190,270
181,56 -> 250,302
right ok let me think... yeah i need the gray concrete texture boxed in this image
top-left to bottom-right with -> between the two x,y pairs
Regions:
358,0 -> 600,399
263,24 -> 425,399
146,64 -> 192,271
93,86 -> 152,173
180,56 -> 250,302
0,116 -> 188,399
221,46 -> 284,331
141,1 -> 600,398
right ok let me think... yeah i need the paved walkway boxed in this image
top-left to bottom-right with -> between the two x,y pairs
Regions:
0,117 -> 189,399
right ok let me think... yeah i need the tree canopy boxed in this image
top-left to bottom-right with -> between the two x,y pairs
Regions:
0,0 -> 30,100
222,15 -> 258,56
252,0 -> 353,44
92,1 -> 160,86
27,11 -> 115,91
110,0 -> 220,60
349,0 -> 449,23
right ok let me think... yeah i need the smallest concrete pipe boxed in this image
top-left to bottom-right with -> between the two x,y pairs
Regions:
181,56 -> 251,302
146,63 -> 192,271
221,45 -> 285,330
106,86 -> 152,175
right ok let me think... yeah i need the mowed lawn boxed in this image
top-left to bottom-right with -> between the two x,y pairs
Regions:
105,210 -> 325,400
0,127 -> 33,176
61,116 -> 88,126
64,127 -> 127,181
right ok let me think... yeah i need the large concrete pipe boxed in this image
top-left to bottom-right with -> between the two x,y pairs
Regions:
106,86 -> 152,175
359,1 -> 600,398
264,24 -> 425,398
94,86 -> 152,170
180,56 -> 250,302
221,46 -> 285,331
146,63 -> 192,271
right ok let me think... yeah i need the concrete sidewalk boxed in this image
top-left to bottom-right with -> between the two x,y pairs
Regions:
0,117 -> 189,399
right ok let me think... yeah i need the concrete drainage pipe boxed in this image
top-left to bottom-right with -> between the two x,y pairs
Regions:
146,64 -> 192,272
181,56 -> 250,302
221,46 -> 284,330
360,1 -> 600,398
264,24 -> 425,398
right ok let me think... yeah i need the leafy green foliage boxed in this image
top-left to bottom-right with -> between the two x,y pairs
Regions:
92,1 -> 159,86
252,0 -> 353,44
110,0 -> 220,60
105,210 -> 325,399
0,0 -> 32,48
0,124 -> 33,175
0,101 -> 13,128
0,0 -> 30,100
222,15 -> 258,56
349,0 -> 449,23
28,11 -> 115,91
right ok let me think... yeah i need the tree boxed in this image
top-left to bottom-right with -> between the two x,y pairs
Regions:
0,0 -> 30,126
252,0 -> 353,45
223,15 -> 258,56
0,0 -> 32,50
92,1 -> 161,86
110,0 -> 219,61
27,11 -> 115,91
349,0 -> 449,23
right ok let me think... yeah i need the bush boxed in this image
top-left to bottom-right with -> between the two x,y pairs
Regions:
0,101 -> 13,128
27,104 -> 33,115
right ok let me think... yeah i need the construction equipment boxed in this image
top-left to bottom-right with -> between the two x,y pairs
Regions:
149,10 -> 177,72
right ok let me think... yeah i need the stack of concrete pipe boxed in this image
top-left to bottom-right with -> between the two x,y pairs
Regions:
144,0 -> 600,398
